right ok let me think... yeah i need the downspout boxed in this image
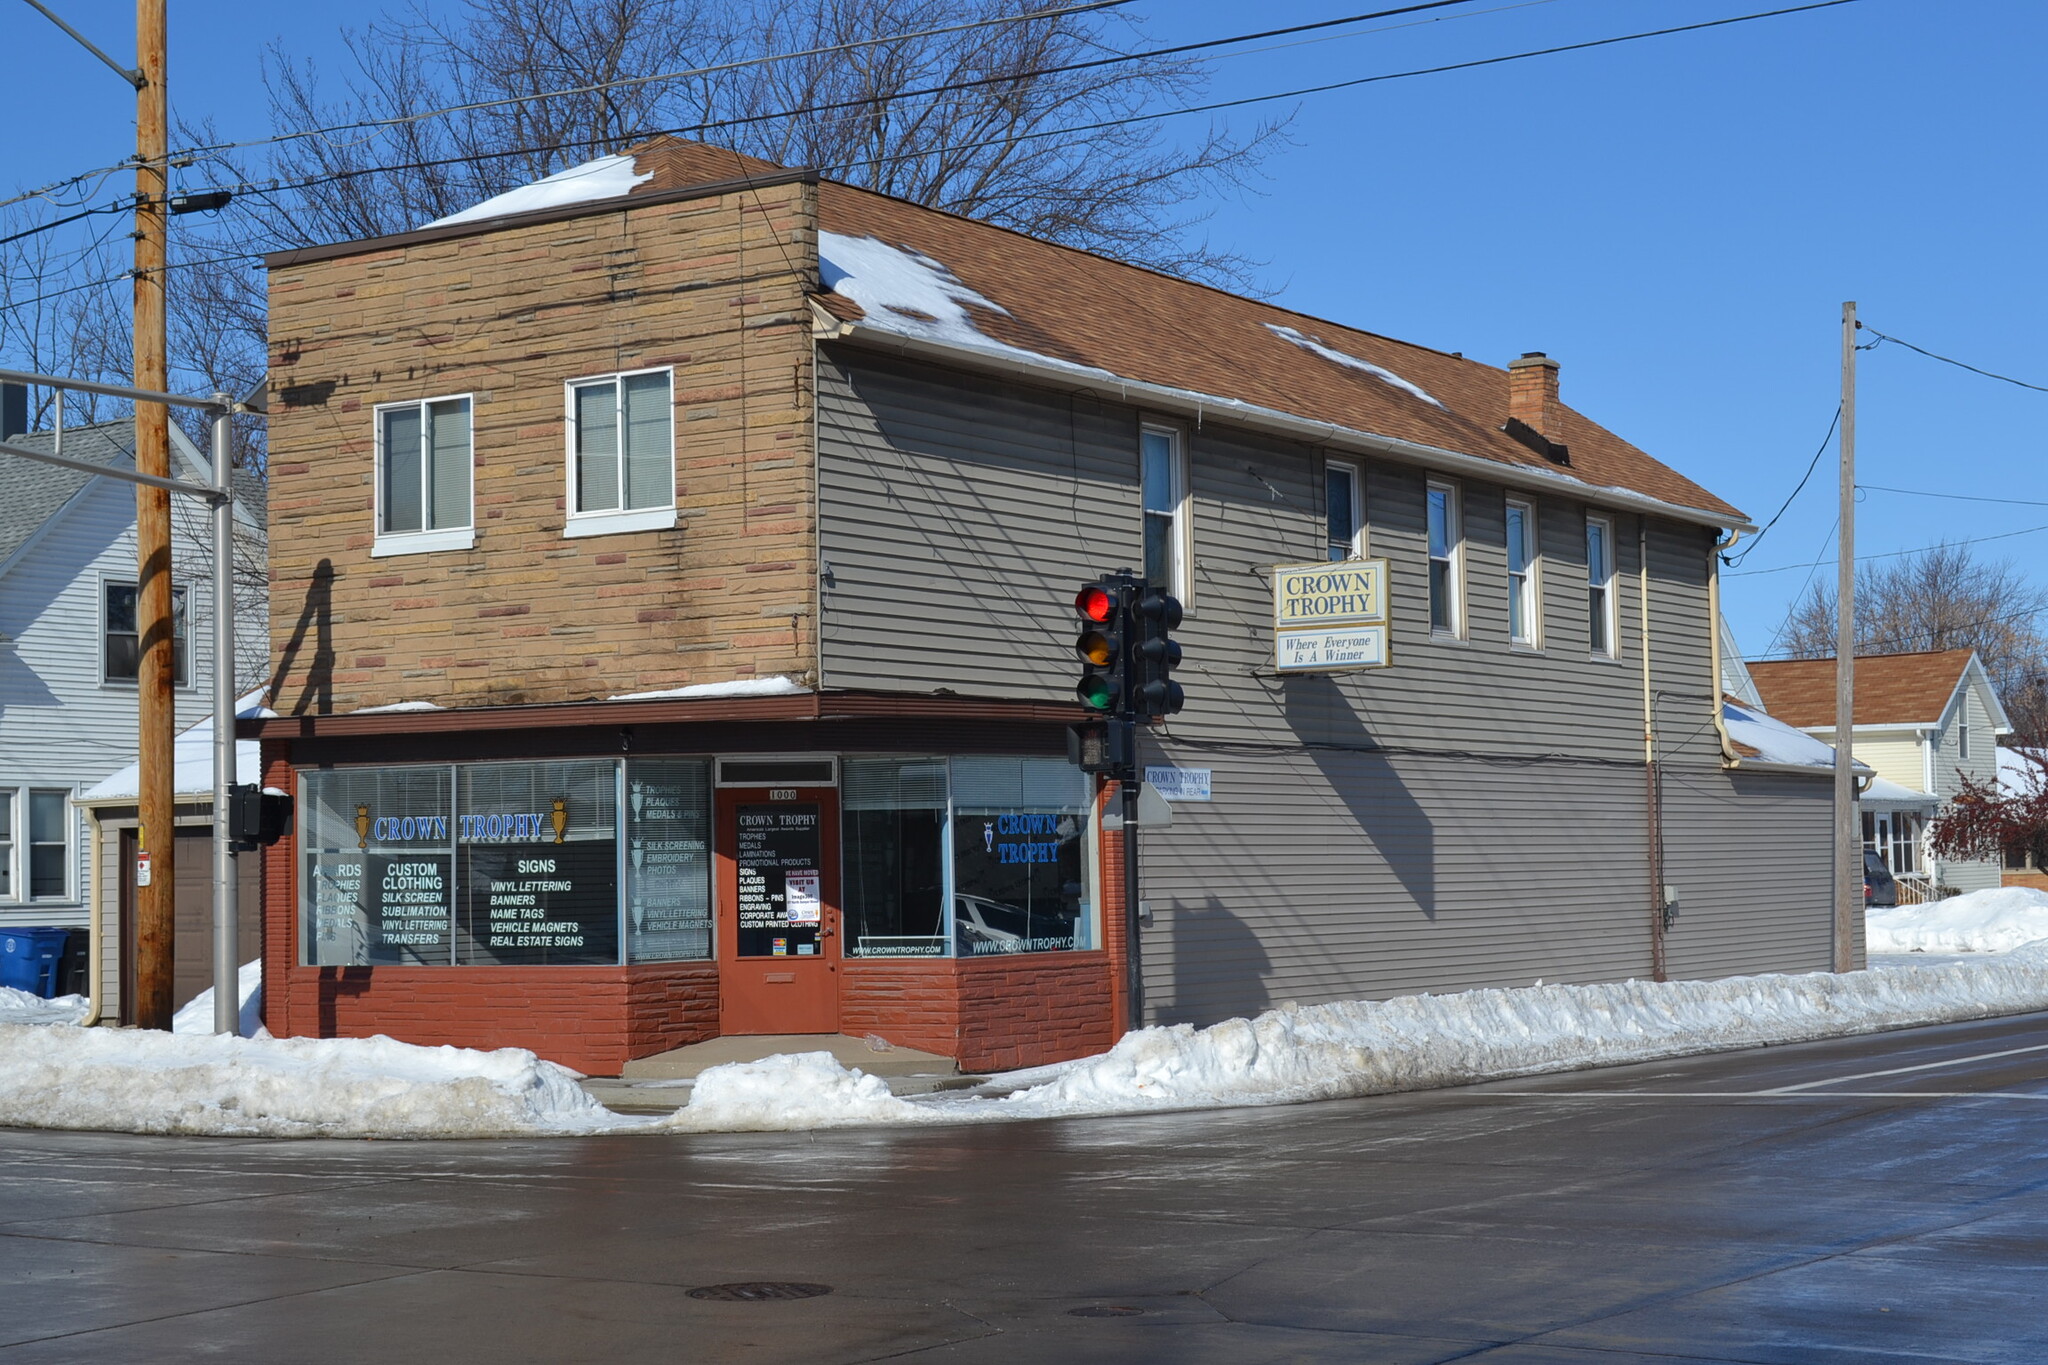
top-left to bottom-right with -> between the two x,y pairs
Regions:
1640,519 -> 1667,981
82,808 -> 104,1024
1708,532 -> 1738,762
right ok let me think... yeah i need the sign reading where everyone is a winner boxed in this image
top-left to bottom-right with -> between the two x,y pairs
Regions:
1271,559 -> 1391,672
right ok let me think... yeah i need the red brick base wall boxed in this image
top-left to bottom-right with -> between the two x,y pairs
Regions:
840,952 -> 1117,1073
2004,869 -> 2048,893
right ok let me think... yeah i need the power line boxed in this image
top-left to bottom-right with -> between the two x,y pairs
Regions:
1860,484 -> 2048,509
1746,600 -> 2048,664
1863,327 -> 2048,395
0,200 -> 131,248
210,0 -> 1868,234
1730,521 -> 2048,578
1722,403 -> 1838,566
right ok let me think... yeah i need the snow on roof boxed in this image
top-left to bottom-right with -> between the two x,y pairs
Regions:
608,676 -> 810,702
1723,698 -> 1848,769
819,231 -> 1115,380
1862,775 -> 1937,808
1999,746 -> 2045,797
79,691 -> 268,803
351,700 -> 445,714
422,154 -> 653,229
1264,324 -> 1443,407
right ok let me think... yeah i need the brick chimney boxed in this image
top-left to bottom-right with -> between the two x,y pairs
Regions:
1508,352 -> 1561,441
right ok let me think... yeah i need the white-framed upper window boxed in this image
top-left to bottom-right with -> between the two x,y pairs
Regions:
1426,481 -> 1462,637
102,579 -> 189,687
566,368 -> 676,538
1586,514 -> 1617,657
1140,422 -> 1191,602
1506,497 -> 1538,647
1958,711 -> 1971,761
1326,460 -> 1364,561
0,787 -> 71,901
374,395 -> 474,557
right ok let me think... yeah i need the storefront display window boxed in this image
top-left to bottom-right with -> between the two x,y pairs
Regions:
300,758 -> 713,967
301,766 -> 455,966
455,761 -> 618,966
950,757 -> 1092,956
625,760 -> 712,962
843,758 -> 948,957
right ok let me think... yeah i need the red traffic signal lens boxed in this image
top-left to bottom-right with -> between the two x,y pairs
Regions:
1076,676 -> 1117,710
1075,584 -> 1115,622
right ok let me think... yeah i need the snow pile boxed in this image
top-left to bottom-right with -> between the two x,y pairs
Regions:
424,154 -> 653,228
975,949 -> 2048,1118
1868,887 -> 2048,955
80,690 -> 267,802
656,1052 -> 934,1133
1264,324 -> 1443,407
608,676 -> 809,702
170,959 -> 263,1037
0,1027 -> 629,1139
0,988 -> 87,1027
352,700 -> 444,714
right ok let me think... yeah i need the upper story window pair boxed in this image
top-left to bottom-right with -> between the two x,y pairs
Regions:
1422,482 -> 1617,658
372,368 -> 676,557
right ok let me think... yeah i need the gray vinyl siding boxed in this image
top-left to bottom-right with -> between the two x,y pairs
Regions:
817,344 -> 1835,1017
1930,680 -> 2002,893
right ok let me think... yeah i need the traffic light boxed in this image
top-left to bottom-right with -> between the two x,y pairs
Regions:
1073,577 -> 1132,715
227,783 -> 294,852
1132,587 -> 1185,718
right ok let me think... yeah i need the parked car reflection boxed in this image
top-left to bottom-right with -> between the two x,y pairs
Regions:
1864,849 -> 1898,908
953,894 -> 1077,955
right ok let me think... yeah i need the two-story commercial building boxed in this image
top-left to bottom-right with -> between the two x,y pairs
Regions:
252,138 -> 1838,1075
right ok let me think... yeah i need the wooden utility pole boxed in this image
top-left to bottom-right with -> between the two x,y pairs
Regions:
133,0 -> 174,1028
1834,302 -> 1858,973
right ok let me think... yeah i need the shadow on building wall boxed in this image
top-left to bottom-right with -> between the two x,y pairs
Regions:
1156,895 -> 1274,1026
1281,671 -> 1436,916
270,558 -> 334,715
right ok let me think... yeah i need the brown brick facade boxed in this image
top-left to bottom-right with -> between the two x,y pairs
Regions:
265,180 -> 820,714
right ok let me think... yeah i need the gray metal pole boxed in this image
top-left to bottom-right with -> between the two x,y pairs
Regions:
1123,769 -> 1142,1031
1835,303 -> 1858,974
209,397 -> 240,1034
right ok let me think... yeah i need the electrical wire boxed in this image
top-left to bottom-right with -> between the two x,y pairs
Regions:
1859,484 -> 2048,509
202,0 -> 1869,231
1745,600 -> 2048,663
1730,521 -> 2048,578
1721,403 -> 1837,567
1864,327 -> 2048,395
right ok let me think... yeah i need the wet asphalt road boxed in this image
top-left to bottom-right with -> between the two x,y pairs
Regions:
2,1011 -> 2046,1363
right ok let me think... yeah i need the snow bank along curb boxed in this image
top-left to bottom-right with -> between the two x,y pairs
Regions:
6,949 -> 2048,1138
1867,887 -> 2048,955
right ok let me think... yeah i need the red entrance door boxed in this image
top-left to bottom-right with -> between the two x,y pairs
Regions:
715,787 -> 841,1035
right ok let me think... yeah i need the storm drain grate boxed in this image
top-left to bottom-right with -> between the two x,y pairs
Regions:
1067,1306 -> 1145,1318
687,1282 -> 834,1303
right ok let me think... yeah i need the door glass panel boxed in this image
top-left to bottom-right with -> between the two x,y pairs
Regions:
734,803 -> 824,958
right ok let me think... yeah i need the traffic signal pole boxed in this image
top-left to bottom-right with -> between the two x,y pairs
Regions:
1122,769 -> 1143,1032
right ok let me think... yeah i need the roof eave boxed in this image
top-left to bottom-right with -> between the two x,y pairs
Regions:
827,323 -> 1754,534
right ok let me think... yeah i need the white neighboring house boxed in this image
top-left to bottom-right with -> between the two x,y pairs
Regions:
1748,649 -> 2010,895
0,413 -> 266,933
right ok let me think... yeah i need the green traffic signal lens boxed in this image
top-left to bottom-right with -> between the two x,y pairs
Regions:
1076,676 -> 1116,710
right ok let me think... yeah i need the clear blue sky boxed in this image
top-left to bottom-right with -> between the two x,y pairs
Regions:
5,0 -> 2041,660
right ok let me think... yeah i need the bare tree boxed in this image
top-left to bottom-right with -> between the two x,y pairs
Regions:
1777,542 -> 2048,737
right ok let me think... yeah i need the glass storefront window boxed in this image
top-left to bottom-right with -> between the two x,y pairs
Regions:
949,757 -> 1092,957
843,758 -> 948,958
626,760 -> 713,962
300,767 -> 455,965
456,760 -> 619,965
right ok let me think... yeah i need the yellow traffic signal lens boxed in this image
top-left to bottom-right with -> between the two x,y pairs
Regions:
1077,629 -> 1116,665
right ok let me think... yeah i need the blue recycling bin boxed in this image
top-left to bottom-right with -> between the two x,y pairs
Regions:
0,928 -> 70,998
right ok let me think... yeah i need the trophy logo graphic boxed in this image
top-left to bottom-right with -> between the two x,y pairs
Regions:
551,797 -> 568,844
355,804 -> 371,849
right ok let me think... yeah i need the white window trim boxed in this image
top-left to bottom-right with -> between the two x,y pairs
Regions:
1587,513 -> 1618,659
1427,480 -> 1464,640
1140,420 -> 1193,605
563,367 -> 678,537
1326,459 -> 1366,560
1505,496 -> 1540,648
98,575 -> 192,689
372,392 -> 476,557
1,786 -> 75,903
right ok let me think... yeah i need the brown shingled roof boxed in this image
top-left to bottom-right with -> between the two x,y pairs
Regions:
1746,649 -> 1976,729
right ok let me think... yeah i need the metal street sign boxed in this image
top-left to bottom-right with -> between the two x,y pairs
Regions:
1271,559 -> 1391,673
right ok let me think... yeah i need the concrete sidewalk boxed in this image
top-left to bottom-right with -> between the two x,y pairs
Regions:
585,1034 -> 983,1114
